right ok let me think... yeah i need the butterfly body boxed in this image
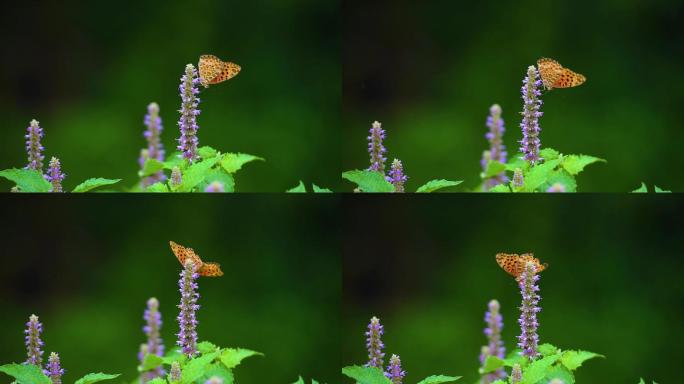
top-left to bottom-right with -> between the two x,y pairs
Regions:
198,54 -> 241,88
169,241 -> 224,277
495,252 -> 547,281
537,58 -> 586,90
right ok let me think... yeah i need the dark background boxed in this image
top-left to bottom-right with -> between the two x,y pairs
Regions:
342,196 -> 684,383
0,0 -> 339,192
0,196 -> 340,383
343,0 -> 684,192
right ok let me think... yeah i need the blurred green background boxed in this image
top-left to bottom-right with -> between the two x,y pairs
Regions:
343,0 -> 684,192
0,197 -> 340,383
342,196 -> 683,383
0,0 -> 339,192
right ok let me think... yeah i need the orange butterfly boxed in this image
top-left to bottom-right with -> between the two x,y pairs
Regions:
198,54 -> 241,88
537,58 -> 586,90
495,252 -> 547,281
169,241 -> 224,277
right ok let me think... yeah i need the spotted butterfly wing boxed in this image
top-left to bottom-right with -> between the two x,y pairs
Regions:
198,262 -> 224,277
169,241 -> 203,267
537,58 -> 585,90
198,54 -> 241,88
496,252 -> 547,280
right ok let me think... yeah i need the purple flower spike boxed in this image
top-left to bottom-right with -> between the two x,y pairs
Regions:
25,119 -> 45,172
140,297 -> 165,382
482,105 -> 508,190
169,361 -> 181,382
140,102 -> 166,187
365,316 -> 385,369
45,157 -> 65,193
170,166 -> 182,187
385,354 -> 405,384
367,121 -> 387,173
517,261 -> 541,360
546,183 -> 566,193
24,314 -> 44,367
510,364 -> 522,384
512,168 -> 524,189
480,300 -> 506,383
519,66 -> 544,165
387,159 -> 407,193
204,181 -> 225,193
44,352 -> 64,384
177,260 -> 200,358
177,64 -> 201,163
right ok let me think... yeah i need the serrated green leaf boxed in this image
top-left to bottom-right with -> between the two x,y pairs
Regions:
655,186 -> 671,193
201,363 -> 234,384
292,376 -> 305,384
521,354 -> 561,384
480,355 -> 505,374
311,379 -> 320,384
161,349 -> 187,365
73,372 -> 121,384
416,179 -> 463,193
538,343 -> 559,357
146,182 -> 169,192
140,353 -> 164,371
489,184 -> 511,193
342,170 -> 395,192
482,161 -> 506,178
638,379 -> 645,384
198,341 -> 219,354
139,159 -> 165,177
181,352 -> 218,384
312,184 -> 332,193
198,146 -> 219,159
178,157 -> 220,192
540,148 -> 561,161
219,348 -> 263,369
542,170 -> 577,192
560,350 -> 604,371
147,378 -> 166,384
561,154 -> 605,176
504,154 -> 529,172
632,183 -> 648,193
545,365 -> 575,384
341,365 -> 392,384
220,153 -> 264,173
0,363 -> 51,384
416,374 -> 461,384
0,169 -> 52,192
287,181 -> 307,193
72,178 -> 122,192
163,152 -> 187,170
523,159 -> 562,192
198,169 -> 235,193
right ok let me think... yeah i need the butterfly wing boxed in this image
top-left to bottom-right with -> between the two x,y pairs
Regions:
198,262 -> 224,277
521,253 -> 548,273
553,68 -> 586,88
495,253 -> 520,277
537,58 -> 563,90
169,241 -> 204,267
208,61 -> 241,85
198,54 -> 223,88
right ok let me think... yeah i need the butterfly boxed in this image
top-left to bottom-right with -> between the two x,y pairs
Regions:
536,58 -> 586,90
169,241 -> 224,277
495,252 -> 547,281
198,54 -> 241,88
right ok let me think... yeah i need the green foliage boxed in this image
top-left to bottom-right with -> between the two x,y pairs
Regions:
72,178 -> 122,192
140,158 -> 165,177
292,376 -> 322,384
312,184 -> 333,193
219,348 -> 263,369
0,363 -> 51,384
481,161 -> 507,178
638,378 -> 659,384
73,372 -> 121,384
141,353 -> 165,371
560,155 -> 606,176
560,350 -> 604,371
220,153 -> 264,174
632,183 -> 671,193
180,352 -> 219,384
415,375 -> 461,384
415,179 -> 463,193
0,168 -> 51,192
479,355 -> 505,374
341,365 -> 392,384
544,365 -> 575,384
342,170 -> 395,192
286,181 -> 332,193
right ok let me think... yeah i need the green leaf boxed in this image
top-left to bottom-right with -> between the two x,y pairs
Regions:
504,154 -> 529,172
416,374 -> 461,384
201,363 -> 234,384
561,154 -> 605,176
541,170 -> 577,192
292,377 -> 305,384
540,148 -> 561,161
287,181 -> 307,193
219,348 -> 263,369
220,153 -> 264,173
146,182 -> 169,192
655,185 -> 671,193
0,363 -> 51,384
163,152 -> 187,170
482,161 -> 506,178
560,350 -> 604,371
181,352 -> 218,384
632,183 -> 648,193
73,372 -> 121,384
198,146 -> 219,159
416,179 -> 463,193
538,343 -> 560,357
489,184 -> 511,193
140,353 -> 164,371
521,354 -> 561,384
199,169 -> 236,193
523,159 -> 562,192
178,157 -> 220,192
147,378 -> 166,384
490,381 -> 506,384
480,355 -> 505,374
545,365 -> 575,384
72,178 -> 122,192
0,168 -> 52,192
311,379 -> 320,384
161,349 -> 187,365
502,351 -> 526,368
198,341 -> 219,354
139,158 -> 165,177
341,365 -> 392,384
312,184 -> 332,193
342,170 -> 395,192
